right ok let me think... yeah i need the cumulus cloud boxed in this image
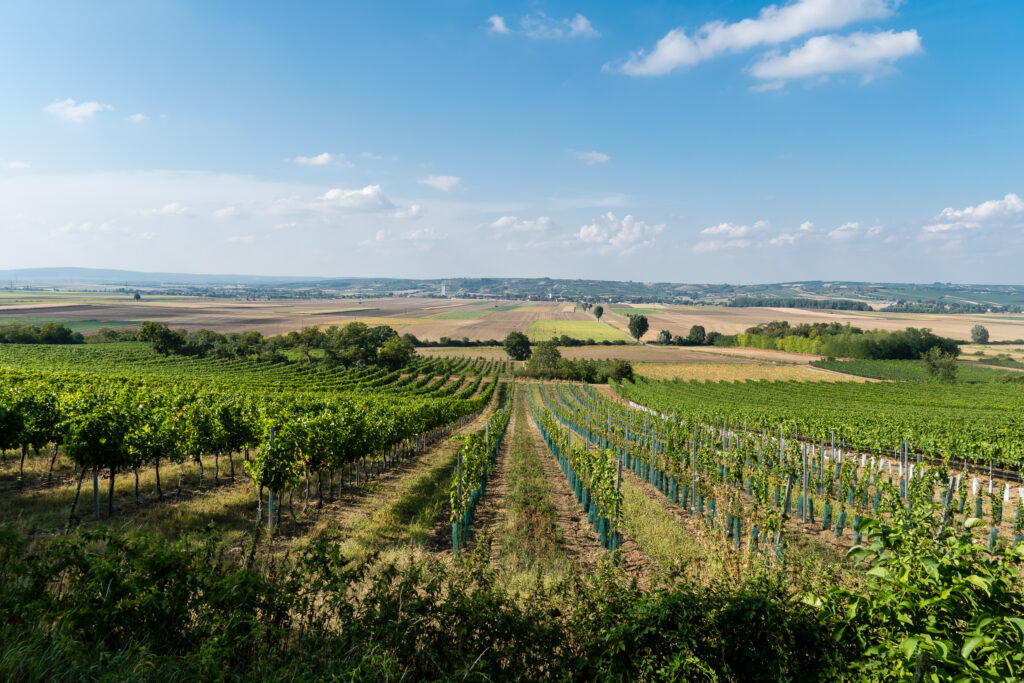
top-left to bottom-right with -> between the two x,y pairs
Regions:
128,113 -> 148,122
419,175 -> 464,192
44,98 -> 113,123
321,184 -> 394,211
393,204 -> 422,220
577,212 -> 664,254
619,0 -> 897,76
2,161 -> 30,170
141,202 -> 186,217
488,15 -> 510,34
826,221 -> 883,240
574,150 -> 610,166
213,206 -> 238,219
491,215 -> 552,233
770,220 -> 814,245
922,193 -> 1024,238
521,12 -> 600,39
700,221 -> 767,238
294,152 -> 352,167
750,29 -> 922,82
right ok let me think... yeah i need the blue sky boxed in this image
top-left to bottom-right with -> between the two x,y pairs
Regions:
1,0 -> 1022,282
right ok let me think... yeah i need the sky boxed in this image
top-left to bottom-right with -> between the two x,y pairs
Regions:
1,0 -> 1022,283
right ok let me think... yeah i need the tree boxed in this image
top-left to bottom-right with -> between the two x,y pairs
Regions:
922,347 -> 958,382
378,336 -> 415,370
971,324 -> 989,344
656,329 -> 672,345
503,331 -> 532,361
627,314 -> 649,342
686,325 -> 707,345
137,321 -> 186,356
593,305 -> 604,321
133,292 -> 141,301
527,341 -> 561,375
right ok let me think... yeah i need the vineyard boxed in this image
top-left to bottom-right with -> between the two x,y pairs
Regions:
2,342 -> 1024,679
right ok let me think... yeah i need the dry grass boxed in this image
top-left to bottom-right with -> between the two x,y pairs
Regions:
633,362 -> 853,382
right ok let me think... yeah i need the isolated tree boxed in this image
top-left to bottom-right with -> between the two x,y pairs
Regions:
593,305 -> 604,321
971,324 -> 990,344
656,329 -> 672,345
627,314 -> 649,342
922,347 -> 958,383
133,292 -> 141,301
686,325 -> 707,345
503,331 -> 532,361
377,336 -> 415,370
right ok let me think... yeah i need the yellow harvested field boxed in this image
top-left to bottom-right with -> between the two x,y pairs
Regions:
315,316 -> 426,329
633,362 -> 864,382
515,305 -> 555,312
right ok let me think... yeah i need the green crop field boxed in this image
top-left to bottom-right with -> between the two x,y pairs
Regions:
0,317 -> 139,332
609,307 -> 665,316
526,319 -> 631,342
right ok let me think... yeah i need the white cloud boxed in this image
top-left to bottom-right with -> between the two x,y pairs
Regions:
700,221 -> 767,238
141,202 -> 186,217
827,221 -> 883,240
213,206 -> 239,219
750,29 -> 922,82
577,212 -> 664,254
922,193 -> 1024,238
488,15 -> 510,34
770,220 -> 815,245
492,215 -> 552,233
520,12 -> 600,39
360,151 -> 399,161
128,113 -> 148,122
44,98 -> 113,123
574,150 -> 611,166
693,239 -> 751,253
419,175 -> 464,192
321,184 -> 394,211
2,161 -> 30,170
619,0 -> 897,76
294,152 -> 353,167
393,204 -> 422,220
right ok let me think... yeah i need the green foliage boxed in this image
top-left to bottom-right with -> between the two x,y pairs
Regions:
527,340 -> 561,374
503,330 -> 532,360
972,324 -> 990,344
811,359 -> 1013,383
821,477 -> 1024,681
656,329 -> 672,344
736,324 -> 960,360
627,313 -> 649,341
922,347 -> 958,383
593,304 -> 603,320
377,336 -> 415,370
0,322 -> 84,345
687,324 -> 707,345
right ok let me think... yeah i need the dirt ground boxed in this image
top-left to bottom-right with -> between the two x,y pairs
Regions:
605,304 -> 1024,343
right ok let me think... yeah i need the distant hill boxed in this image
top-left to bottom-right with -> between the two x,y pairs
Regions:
1,268 -> 1022,311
